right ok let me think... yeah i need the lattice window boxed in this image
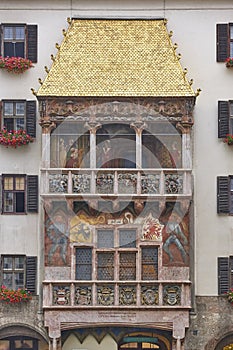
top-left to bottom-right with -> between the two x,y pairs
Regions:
76,248 -> 92,280
141,247 -> 158,280
119,252 -> 136,280
97,253 -> 114,280
97,229 -> 114,248
119,229 -> 136,248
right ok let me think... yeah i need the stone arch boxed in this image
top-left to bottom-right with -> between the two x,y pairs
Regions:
205,332 -> 233,350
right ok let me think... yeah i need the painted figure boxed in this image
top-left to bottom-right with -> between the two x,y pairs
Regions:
46,213 -> 69,265
163,213 -> 188,263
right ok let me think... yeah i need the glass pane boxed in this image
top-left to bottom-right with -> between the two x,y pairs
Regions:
15,177 -> 25,190
3,273 -> 13,288
3,257 -> 13,269
15,256 -> 25,269
4,26 -> 13,39
16,192 -> 25,213
119,229 -> 136,248
15,42 -> 25,58
97,253 -> 114,280
16,118 -> 25,130
15,26 -> 25,40
141,248 -> 158,280
3,118 -> 14,131
3,193 -> 13,212
97,229 -> 114,248
119,252 -> 136,280
4,177 -> 13,190
16,102 -> 25,115
14,272 -> 24,289
230,43 -> 233,59
4,102 -> 14,116
76,248 -> 92,280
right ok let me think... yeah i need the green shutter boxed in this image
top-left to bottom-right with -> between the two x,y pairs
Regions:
26,100 -> 36,138
26,256 -> 37,294
217,176 -> 229,214
218,257 -> 229,294
27,25 -> 38,63
27,175 -> 38,212
216,23 -> 229,62
218,101 -> 229,138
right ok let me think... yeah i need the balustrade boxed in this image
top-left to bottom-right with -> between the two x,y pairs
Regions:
41,168 -> 192,197
43,281 -> 191,308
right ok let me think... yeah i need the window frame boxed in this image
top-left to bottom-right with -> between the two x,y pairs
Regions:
2,100 -> 26,131
0,23 -> 38,63
0,255 -> 37,294
1,255 -> 26,290
2,174 -> 26,214
74,227 -> 159,282
2,24 -> 26,58
1,174 -> 38,214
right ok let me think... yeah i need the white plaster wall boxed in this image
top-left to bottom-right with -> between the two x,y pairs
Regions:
0,0 -> 233,296
63,333 -> 117,350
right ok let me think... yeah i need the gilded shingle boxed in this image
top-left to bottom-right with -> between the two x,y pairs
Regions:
37,19 -> 195,97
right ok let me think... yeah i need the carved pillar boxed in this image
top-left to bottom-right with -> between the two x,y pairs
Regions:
176,122 -> 193,169
86,121 -> 101,168
39,101 -> 56,168
130,121 -> 146,169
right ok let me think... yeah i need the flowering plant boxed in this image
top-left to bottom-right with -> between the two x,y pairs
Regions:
226,289 -> 233,304
0,285 -> 32,304
0,56 -> 33,73
225,57 -> 233,68
223,134 -> 233,145
0,128 -> 34,148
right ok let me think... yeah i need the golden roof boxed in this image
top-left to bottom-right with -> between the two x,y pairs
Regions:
37,19 -> 195,97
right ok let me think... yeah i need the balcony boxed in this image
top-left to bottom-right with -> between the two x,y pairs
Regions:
43,280 -> 191,309
40,168 -> 192,198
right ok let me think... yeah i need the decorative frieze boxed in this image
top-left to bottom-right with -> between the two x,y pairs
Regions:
49,174 -> 68,193
73,173 -> 91,193
165,173 -> 183,194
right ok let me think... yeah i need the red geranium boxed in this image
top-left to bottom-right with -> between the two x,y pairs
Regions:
0,128 -> 34,148
0,285 -> 32,304
0,56 -> 33,73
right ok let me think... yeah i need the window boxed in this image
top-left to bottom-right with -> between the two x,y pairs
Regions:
1,174 -> 38,214
75,228 -> 158,281
0,255 -> 37,293
1,100 -> 37,137
216,23 -> 233,62
217,176 -> 233,214
218,256 -> 233,294
218,101 -> 233,139
0,24 -> 38,62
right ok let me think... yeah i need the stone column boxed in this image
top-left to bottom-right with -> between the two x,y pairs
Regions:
130,121 -> 146,169
86,120 -> 101,169
39,101 -> 56,168
176,122 -> 193,169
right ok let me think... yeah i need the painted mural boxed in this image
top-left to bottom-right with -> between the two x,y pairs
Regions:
44,201 -> 189,267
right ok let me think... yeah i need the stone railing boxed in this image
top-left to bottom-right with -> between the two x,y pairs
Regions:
40,168 -> 192,197
43,281 -> 191,309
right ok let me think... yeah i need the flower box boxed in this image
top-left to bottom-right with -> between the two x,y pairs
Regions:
223,134 -> 233,145
225,57 -> 233,68
0,56 -> 33,74
0,128 -> 34,148
0,285 -> 32,304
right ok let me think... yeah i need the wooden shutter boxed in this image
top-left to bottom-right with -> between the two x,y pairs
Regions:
26,100 -> 36,138
27,25 -> 38,63
26,256 -> 37,294
218,257 -> 229,294
218,101 -> 229,138
0,24 -> 2,56
0,100 -> 2,128
0,175 -> 2,214
216,23 -> 229,62
27,175 -> 38,212
217,176 -> 229,213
